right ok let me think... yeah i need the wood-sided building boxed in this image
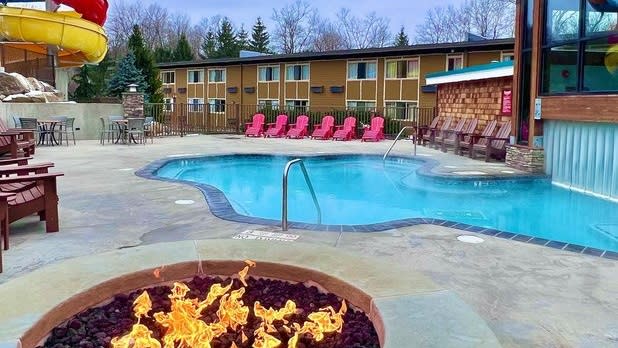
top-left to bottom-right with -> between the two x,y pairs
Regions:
157,39 -> 514,119
512,0 -> 617,198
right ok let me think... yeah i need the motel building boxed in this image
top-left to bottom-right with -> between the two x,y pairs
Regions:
158,0 -> 617,201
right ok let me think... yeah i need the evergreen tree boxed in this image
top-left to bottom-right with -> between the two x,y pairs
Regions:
127,25 -> 163,103
236,25 -> 249,52
71,56 -> 113,102
173,33 -> 194,61
394,26 -> 410,47
249,17 -> 270,53
107,52 -> 146,97
154,46 -> 174,63
214,18 -> 238,58
201,31 -> 218,58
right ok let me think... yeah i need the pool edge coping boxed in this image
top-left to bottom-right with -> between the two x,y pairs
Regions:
135,153 -> 617,260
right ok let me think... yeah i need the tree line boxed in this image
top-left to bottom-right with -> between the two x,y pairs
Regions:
70,0 -> 514,102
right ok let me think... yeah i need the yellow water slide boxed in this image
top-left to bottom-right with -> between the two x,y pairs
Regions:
0,6 -> 108,66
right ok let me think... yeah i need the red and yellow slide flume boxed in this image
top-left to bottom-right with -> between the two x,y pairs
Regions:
0,0 -> 108,66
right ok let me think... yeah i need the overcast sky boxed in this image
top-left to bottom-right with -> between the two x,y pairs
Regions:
132,0 -> 466,33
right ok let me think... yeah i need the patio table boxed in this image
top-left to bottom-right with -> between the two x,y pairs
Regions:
37,120 -> 61,146
112,119 -> 140,144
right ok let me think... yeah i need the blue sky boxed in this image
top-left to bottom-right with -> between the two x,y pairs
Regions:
135,0 -> 466,33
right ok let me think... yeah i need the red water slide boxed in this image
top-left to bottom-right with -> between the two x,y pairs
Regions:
54,0 -> 108,26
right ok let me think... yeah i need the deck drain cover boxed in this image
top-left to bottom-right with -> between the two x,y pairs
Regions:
117,168 -> 134,171
175,199 -> 195,205
457,235 -> 485,244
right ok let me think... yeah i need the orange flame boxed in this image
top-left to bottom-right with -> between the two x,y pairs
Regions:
111,262 -> 347,348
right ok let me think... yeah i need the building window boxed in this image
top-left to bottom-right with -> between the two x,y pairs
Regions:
347,101 -> 376,111
541,0 -> 618,93
188,98 -> 204,112
163,97 -> 174,112
385,59 -> 419,79
285,100 -> 308,112
501,52 -> 515,61
161,71 -> 175,84
285,64 -> 309,81
385,101 -> 418,120
258,66 -> 280,81
208,69 -> 226,83
446,55 -> 463,71
188,70 -> 204,83
258,99 -> 280,109
347,62 -> 377,79
208,99 -> 225,113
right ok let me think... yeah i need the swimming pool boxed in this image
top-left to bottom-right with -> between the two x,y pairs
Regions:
153,155 -> 618,252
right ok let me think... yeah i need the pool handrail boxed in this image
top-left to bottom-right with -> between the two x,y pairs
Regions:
383,125 -> 418,160
282,158 -> 322,231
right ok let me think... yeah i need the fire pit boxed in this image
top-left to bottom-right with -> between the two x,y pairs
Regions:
0,240 -> 501,347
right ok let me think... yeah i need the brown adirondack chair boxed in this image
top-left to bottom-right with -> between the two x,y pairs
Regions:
472,120 -> 512,161
0,192 -> 14,273
0,119 -> 35,158
416,116 -> 441,145
422,116 -> 452,146
458,119 -> 498,157
442,118 -> 478,153
435,118 -> 466,150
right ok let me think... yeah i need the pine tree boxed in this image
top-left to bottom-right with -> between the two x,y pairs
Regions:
237,25 -> 249,52
71,56 -> 113,102
249,17 -> 270,53
127,25 -> 163,103
173,33 -> 194,61
201,31 -> 218,58
394,26 -> 410,47
154,46 -> 174,63
215,18 -> 238,58
107,52 -> 146,98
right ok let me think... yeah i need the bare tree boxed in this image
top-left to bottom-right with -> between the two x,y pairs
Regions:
414,0 -> 515,44
271,0 -> 320,53
312,21 -> 345,52
336,9 -> 391,49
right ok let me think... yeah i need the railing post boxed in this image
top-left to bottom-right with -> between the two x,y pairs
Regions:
235,103 -> 241,134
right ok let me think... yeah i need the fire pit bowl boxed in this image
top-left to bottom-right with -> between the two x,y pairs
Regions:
0,240 -> 500,347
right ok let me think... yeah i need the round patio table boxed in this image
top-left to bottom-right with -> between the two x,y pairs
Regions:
36,120 -> 61,146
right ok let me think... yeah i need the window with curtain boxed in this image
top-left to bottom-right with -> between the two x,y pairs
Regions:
385,101 -> 418,120
386,59 -> 419,78
258,99 -> 280,109
188,70 -> 203,83
347,101 -> 376,110
286,65 -> 309,80
347,62 -> 377,79
208,99 -> 225,113
188,98 -> 204,112
541,0 -> 618,93
208,69 -> 225,82
258,66 -> 280,81
447,56 -> 463,71
161,71 -> 175,84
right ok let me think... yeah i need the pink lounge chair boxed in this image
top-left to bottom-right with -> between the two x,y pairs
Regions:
311,115 -> 335,140
286,115 -> 309,139
264,114 -> 288,138
361,116 -> 385,142
244,114 -> 265,137
333,116 -> 356,141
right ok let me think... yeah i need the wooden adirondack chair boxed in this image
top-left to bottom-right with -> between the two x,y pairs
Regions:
361,117 -> 385,142
442,118 -> 478,153
0,119 -> 35,158
286,115 -> 309,139
333,117 -> 357,141
244,114 -> 265,137
458,119 -> 498,157
0,192 -> 14,273
264,115 -> 288,138
472,120 -> 512,161
311,115 -> 335,140
416,116 -> 441,145
422,116 -> 452,146
435,118 -> 465,149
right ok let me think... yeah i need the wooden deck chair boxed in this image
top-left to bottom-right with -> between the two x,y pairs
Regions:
472,120 -> 512,161
458,119 -> 498,157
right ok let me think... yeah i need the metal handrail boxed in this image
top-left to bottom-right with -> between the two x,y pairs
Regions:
282,159 -> 322,231
383,125 -> 418,160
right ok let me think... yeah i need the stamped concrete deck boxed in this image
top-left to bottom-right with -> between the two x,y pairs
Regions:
1,135 -> 617,347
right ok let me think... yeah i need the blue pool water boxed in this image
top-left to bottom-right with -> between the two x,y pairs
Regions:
156,155 -> 618,252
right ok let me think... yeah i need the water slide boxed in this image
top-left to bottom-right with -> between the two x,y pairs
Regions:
0,0 -> 108,66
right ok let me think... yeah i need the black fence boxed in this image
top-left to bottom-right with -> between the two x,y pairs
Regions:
144,103 -> 436,138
